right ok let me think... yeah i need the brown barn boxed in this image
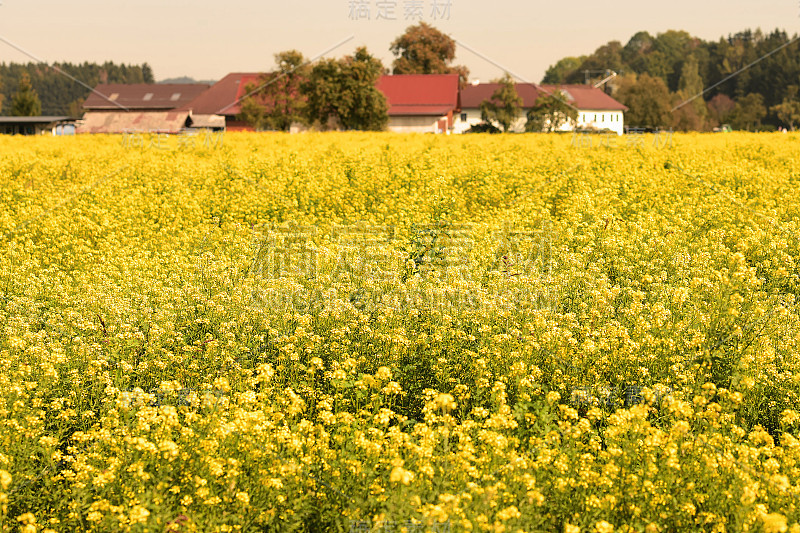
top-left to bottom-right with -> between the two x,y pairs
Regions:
78,83 -> 210,134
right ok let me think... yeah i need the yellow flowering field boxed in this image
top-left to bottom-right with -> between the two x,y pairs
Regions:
0,132 -> 799,532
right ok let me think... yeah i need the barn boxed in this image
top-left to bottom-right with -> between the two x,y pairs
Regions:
376,74 -> 460,133
78,83 -> 210,134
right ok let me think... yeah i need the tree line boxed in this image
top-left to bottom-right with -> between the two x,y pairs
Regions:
0,62 -> 154,116
544,28 -> 800,131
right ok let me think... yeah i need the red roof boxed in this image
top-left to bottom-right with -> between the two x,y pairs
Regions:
182,73 -> 262,116
83,84 -> 209,110
459,82 -> 627,112
540,84 -> 628,111
460,83 -> 539,109
376,74 -> 459,116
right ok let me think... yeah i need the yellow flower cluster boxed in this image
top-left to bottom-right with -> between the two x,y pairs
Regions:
0,132 -> 799,531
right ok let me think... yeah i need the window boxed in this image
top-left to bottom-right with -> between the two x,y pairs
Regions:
143,93 -> 154,101
170,93 -> 181,101
109,93 -> 119,101
460,113 -> 467,122
593,114 -> 597,122
601,114 -> 605,122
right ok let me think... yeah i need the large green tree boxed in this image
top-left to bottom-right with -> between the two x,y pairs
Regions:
479,74 -> 522,132
621,31 -> 654,71
542,57 -> 585,84
707,94 -> 735,126
390,22 -> 469,86
525,90 -> 578,132
11,72 -> 41,116
770,86 -> 800,130
303,47 -> 387,131
672,55 -> 709,131
615,73 -> 671,128
730,93 -> 767,131
565,42 -> 624,85
239,50 -> 309,131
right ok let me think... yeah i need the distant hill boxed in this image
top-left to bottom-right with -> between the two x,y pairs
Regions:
158,76 -> 217,85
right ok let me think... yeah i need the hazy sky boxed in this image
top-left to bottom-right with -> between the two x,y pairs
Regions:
0,0 -> 796,83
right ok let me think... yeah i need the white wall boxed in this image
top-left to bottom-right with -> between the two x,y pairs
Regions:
452,109 -> 482,133
454,108 -> 624,135
577,110 -> 624,135
387,116 -> 444,133
452,109 -> 527,133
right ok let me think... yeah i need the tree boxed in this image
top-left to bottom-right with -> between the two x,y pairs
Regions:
238,50 -> 309,131
730,93 -> 766,131
707,94 -> 735,126
237,91 -> 270,131
649,30 -> 693,90
303,47 -> 388,131
622,31 -> 654,71
11,72 -> 41,116
671,93 -> 705,131
338,47 -> 389,131
541,56 -> 585,84
67,98 -> 85,118
615,73 -> 671,128
141,63 -> 155,84
390,22 -> 469,86
770,86 -> 800,130
564,42 -> 624,85
479,73 -> 522,132
525,90 -> 578,132
671,55 -> 709,131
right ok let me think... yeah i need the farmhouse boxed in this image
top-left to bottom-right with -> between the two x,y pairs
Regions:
78,83 -> 210,134
541,84 -> 628,135
456,82 -> 539,133
457,82 -> 628,135
376,74 -> 460,133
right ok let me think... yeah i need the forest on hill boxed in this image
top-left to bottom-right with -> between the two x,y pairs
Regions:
543,28 -> 800,131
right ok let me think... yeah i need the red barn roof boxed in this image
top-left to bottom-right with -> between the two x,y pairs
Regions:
182,73 -> 263,116
460,82 -> 627,112
83,84 -> 209,110
540,84 -> 628,111
376,74 -> 459,116
460,83 -> 539,108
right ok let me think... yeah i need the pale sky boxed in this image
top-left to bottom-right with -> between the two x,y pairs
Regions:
0,0 -> 796,83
